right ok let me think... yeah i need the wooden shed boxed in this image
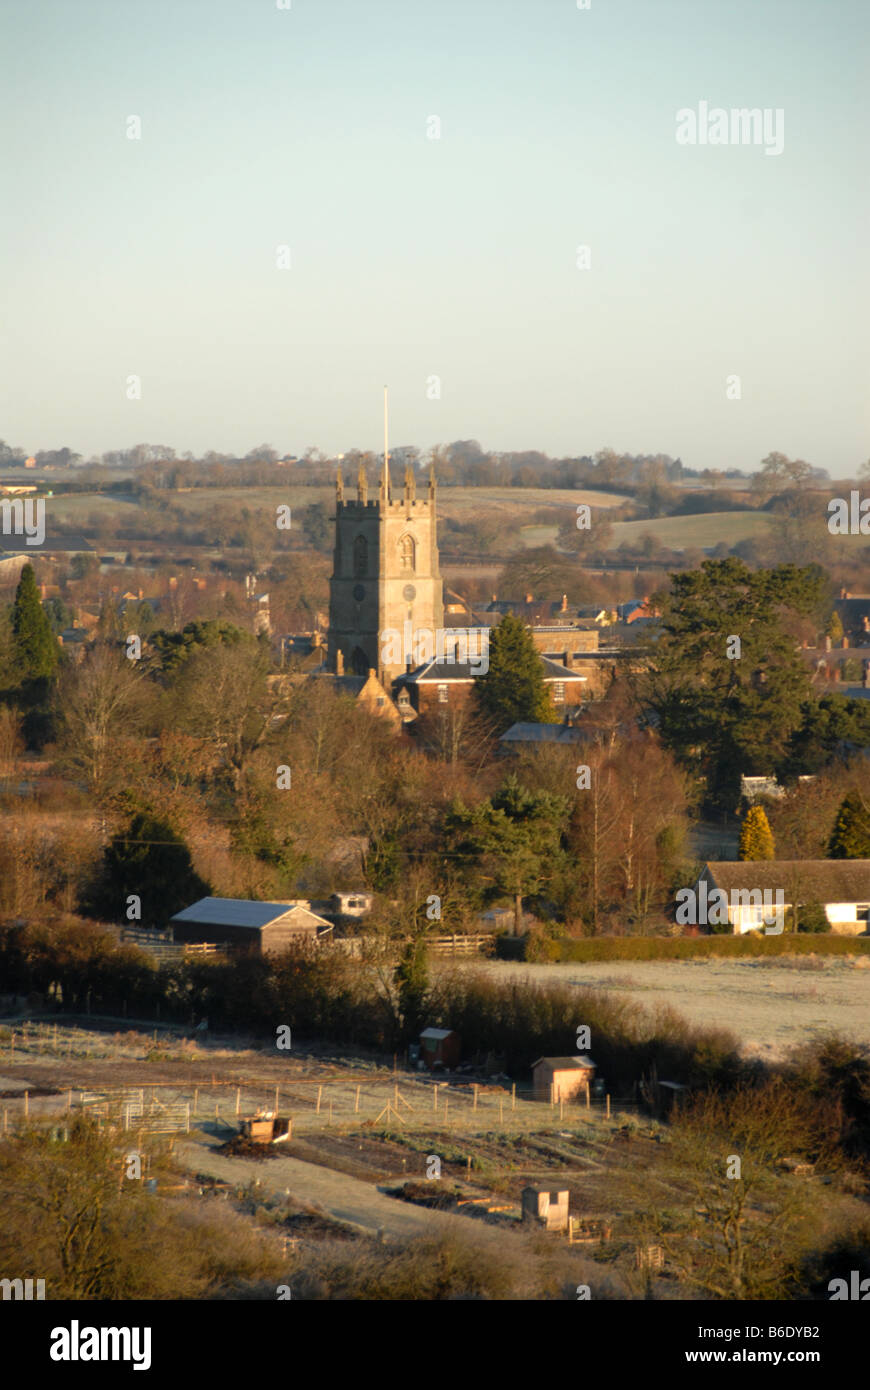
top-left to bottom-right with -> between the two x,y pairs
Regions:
522,1187 -> 570,1232
419,1027 -> 461,1070
531,1055 -> 596,1104
170,898 -> 333,955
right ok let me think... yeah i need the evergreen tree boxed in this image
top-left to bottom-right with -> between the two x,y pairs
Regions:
738,805 -> 775,860
11,563 -> 57,681
394,938 -> 430,1041
83,810 -> 210,927
444,774 -> 568,933
828,791 -> 870,859
472,613 -> 555,733
643,559 -> 827,804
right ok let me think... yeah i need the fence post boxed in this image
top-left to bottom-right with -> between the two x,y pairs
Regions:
606,1094 -> 611,1120
316,1086 -> 322,1114
186,1103 -> 190,1133
355,1086 -> 360,1113
473,1084 -> 478,1111
236,1088 -> 241,1115
511,1083 -> 516,1111
24,1091 -> 29,1118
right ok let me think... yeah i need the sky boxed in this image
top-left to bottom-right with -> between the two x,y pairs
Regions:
1,0 -> 868,475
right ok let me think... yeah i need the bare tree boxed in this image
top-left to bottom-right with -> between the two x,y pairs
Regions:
53,644 -> 153,800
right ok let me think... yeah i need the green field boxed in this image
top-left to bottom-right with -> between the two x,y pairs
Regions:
607,510 -> 770,551
42,484 -> 629,528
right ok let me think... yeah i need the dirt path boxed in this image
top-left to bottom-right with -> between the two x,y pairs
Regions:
173,1138 -> 508,1243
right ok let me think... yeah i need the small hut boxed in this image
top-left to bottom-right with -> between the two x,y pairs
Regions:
419,1027 -> 461,1070
531,1055 -> 596,1104
522,1187 -> 570,1232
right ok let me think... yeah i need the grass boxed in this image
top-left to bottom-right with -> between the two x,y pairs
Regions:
607,510 -> 769,551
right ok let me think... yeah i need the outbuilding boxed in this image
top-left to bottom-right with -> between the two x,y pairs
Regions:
170,897 -> 334,955
522,1187 -> 570,1232
532,1055 -> 596,1104
419,1027 -> 461,1070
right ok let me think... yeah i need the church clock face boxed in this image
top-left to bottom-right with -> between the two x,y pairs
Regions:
402,584 -> 416,602
352,583 -> 366,601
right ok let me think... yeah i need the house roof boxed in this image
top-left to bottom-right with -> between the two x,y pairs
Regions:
532,1056 -> 595,1070
171,897 -> 332,930
701,861 -> 870,902
500,722 -> 592,745
539,657 -> 587,682
420,1027 -> 456,1041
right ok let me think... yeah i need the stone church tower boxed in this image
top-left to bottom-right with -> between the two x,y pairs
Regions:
327,454 -> 444,684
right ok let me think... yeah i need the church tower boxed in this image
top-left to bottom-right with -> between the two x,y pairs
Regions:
327,393 -> 444,684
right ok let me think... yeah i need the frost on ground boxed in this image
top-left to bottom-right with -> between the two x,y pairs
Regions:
462,956 -> 870,1061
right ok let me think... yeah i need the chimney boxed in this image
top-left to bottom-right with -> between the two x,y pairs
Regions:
825,635 -> 832,652
336,650 -> 344,676
525,592 -> 533,604
491,592 -> 497,602
560,594 -> 568,613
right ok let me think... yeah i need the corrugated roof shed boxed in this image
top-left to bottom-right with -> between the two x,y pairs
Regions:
171,898 -> 332,930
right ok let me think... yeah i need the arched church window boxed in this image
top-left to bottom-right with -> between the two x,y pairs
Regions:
399,533 -> 416,572
353,535 -> 368,577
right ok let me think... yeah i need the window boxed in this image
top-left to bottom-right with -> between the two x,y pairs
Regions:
437,683 -> 448,703
858,904 -> 870,922
399,533 -> 416,572
353,535 -> 367,577
376,696 -> 386,706
553,682 -> 565,703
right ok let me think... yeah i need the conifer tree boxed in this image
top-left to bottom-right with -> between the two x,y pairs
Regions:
828,791 -> 870,859
12,562 -> 58,682
472,613 -> 555,733
738,805 -> 775,860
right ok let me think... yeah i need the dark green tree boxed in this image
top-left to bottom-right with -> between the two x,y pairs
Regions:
641,560 -> 826,805
444,774 -> 568,933
828,791 -> 870,859
394,938 -> 430,1040
82,811 -> 210,927
12,563 -> 58,682
472,613 -> 555,734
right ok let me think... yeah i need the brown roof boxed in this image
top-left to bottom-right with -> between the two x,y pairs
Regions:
702,861 -> 870,902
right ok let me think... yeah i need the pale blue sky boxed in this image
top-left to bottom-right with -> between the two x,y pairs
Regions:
1,0 -> 867,474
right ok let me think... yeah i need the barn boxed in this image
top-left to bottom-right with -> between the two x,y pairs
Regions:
531,1056 -> 596,1104
170,898 -> 333,955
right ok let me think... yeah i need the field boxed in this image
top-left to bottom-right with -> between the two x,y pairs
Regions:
462,956 -> 870,1061
40,483 -> 629,524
